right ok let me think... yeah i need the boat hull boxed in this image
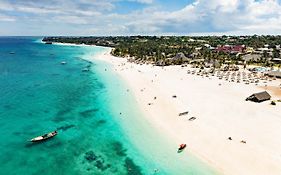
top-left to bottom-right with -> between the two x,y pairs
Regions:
30,131 -> 57,142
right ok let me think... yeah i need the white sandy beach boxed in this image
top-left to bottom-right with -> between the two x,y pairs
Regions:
93,48 -> 281,175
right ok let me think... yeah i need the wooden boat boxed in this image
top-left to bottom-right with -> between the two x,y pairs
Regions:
178,144 -> 186,152
179,111 -> 189,116
188,117 -> 196,121
30,131 -> 57,142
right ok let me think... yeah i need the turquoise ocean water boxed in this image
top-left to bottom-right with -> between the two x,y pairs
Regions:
0,37 -> 217,175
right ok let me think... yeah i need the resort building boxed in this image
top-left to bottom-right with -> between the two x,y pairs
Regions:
215,45 -> 245,54
265,71 -> 281,79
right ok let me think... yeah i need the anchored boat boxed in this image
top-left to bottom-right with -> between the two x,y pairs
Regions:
30,131 -> 57,142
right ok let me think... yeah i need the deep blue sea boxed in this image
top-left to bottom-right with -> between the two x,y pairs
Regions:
0,37 -> 217,175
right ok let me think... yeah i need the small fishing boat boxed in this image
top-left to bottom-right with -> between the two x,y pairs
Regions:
61,61 -> 67,65
30,131 -> 57,142
178,144 -> 186,152
179,111 -> 189,116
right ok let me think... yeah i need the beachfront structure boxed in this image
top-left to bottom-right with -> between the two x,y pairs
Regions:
249,67 -> 269,73
265,71 -> 281,78
242,54 -> 262,62
172,53 -> 188,61
246,91 -> 271,103
215,45 -> 245,54
254,48 -> 274,55
271,58 -> 281,63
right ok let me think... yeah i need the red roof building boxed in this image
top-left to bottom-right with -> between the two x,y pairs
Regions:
216,45 -> 245,53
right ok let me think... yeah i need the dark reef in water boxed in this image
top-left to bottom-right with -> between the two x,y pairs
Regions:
52,115 -> 68,123
57,124 -> 75,131
82,142 -> 143,174
3,104 -> 13,110
84,151 -> 98,162
97,119 -> 106,125
96,82 -> 105,89
26,94 -> 35,97
79,108 -> 98,118
112,141 -> 127,157
90,119 -> 107,129
51,73 -> 60,76
125,157 -> 143,175
84,151 -> 111,171
52,108 -> 73,122
95,159 -> 111,171
56,108 -> 72,116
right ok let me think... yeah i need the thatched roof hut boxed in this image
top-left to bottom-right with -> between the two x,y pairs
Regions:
167,52 -> 190,65
170,53 -> 190,62
242,54 -> 261,62
246,91 -> 271,102
173,53 -> 187,60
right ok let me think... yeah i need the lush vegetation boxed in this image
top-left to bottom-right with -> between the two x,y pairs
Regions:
43,36 -> 281,67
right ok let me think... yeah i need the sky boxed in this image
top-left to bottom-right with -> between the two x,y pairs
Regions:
0,0 -> 281,36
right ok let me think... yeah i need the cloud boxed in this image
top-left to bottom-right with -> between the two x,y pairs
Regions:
54,16 -> 89,24
0,14 -> 15,22
1,0 -> 281,35
122,0 -> 281,35
128,0 -> 154,4
0,1 -> 14,11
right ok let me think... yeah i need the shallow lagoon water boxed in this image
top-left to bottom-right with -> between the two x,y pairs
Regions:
0,37 -> 217,175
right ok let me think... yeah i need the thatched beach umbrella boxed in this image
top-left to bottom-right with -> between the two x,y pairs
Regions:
246,91 -> 271,103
